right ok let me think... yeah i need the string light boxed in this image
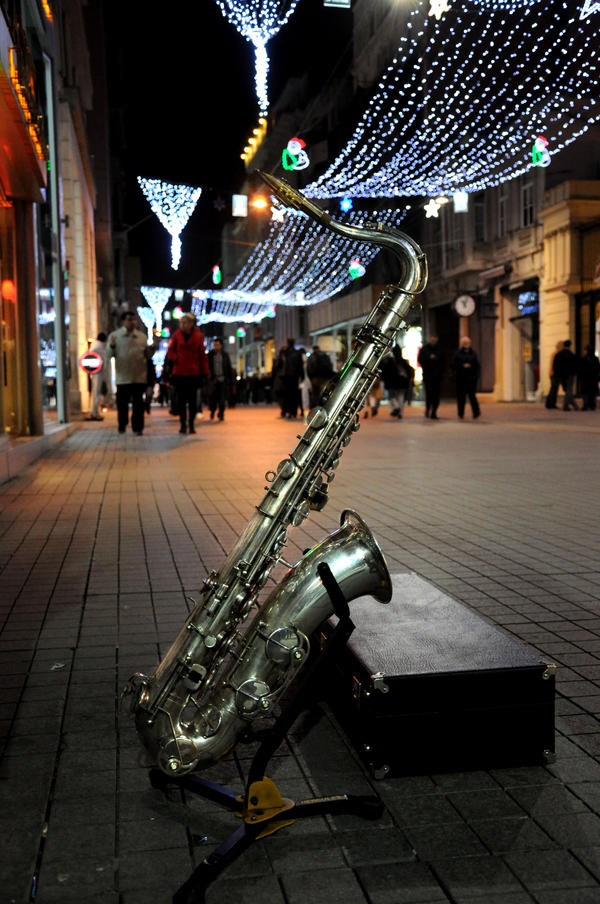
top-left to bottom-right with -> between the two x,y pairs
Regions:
304,2 -> 600,199
215,0 -> 301,115
136,306 -> 156,340
140,286 -> 172,334
137,177 -> 201,269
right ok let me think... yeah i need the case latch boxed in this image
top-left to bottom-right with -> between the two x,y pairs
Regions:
371,672 -> 389,694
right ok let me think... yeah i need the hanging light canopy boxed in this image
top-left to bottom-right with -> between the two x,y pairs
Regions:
304,1 -> 599,199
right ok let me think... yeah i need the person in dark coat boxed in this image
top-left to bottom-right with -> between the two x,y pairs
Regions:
418,335 -> 443,419
306,344 -> 335,408
579,345 -> 600,411
280,337 -> 304,419
381,345 -> 414,419
452,336 -> 481,419
547,339 -> 578,410
207,337 -> 233,421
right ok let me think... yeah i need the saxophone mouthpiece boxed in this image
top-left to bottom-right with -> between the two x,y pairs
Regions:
255,170 -> 332,228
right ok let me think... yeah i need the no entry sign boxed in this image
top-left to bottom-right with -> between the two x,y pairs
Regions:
79,351 -> 103,374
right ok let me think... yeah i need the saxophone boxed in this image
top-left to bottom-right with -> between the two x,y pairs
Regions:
125,173 -> 427,776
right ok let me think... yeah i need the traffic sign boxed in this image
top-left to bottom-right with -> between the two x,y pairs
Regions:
79,351 -> 103,374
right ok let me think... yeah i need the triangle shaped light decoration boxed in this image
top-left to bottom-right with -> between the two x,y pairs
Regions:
137,305 -> 156,340
137,178 -> 202,269
140,286 -> 172,335
215,0 -> 301,116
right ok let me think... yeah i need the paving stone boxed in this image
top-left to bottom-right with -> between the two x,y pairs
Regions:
430,855 -> 525,900
356,861 -> 449,903
504,849 -> 597,891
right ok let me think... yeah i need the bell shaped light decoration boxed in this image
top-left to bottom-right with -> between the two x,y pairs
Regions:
140,286 -> 172,335
137,178 -> 202,270
215,0 -> 300,116
137,306 -> 157,341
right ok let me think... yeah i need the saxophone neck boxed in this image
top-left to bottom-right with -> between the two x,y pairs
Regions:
256,170 -> 428,297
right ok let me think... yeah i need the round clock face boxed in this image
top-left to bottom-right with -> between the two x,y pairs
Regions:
455,294 -> 476,317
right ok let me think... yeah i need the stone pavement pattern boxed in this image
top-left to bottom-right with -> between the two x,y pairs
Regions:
1,401 -> 600,904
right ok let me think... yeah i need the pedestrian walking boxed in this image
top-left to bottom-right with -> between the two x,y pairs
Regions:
86,331 -> 107,421
381,345 -> 414,419
145,358 -> 157,414
580,345 -> 600,410
306,344 -> 335,408
279,337 -> 304,419
363,377 -> 383,418
418,335 -> 443,419
167,312 -> 209,434
452,336 -> 481,419
547,339 -> 578,410
299,348 -> 311,417
545,340 -> 564,409
207,337 -> 233,421
107,312 -> 158,435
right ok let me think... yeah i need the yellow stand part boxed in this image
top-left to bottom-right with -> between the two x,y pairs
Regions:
235,776 -> 296,839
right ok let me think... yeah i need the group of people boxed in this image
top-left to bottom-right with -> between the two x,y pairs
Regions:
546,340 -> 600,411
97,310 -> 234,436
271,338 -> 335,419
378,335 -> 480,421
91,314 -> 600,431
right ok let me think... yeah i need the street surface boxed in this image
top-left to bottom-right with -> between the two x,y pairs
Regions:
1,400 -> 600,903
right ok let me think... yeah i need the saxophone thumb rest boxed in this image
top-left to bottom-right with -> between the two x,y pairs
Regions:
256,170 -> 427,296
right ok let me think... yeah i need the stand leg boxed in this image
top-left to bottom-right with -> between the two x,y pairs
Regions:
173,825 -> 257,904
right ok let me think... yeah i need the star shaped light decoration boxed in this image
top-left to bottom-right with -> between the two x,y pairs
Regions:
429,0 -> 451,20
580,0 -> 600,18
270,205 -> 285,223
424,198 -> 442,218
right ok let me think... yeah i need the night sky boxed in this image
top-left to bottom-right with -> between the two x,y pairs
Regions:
102,0 -> 353,291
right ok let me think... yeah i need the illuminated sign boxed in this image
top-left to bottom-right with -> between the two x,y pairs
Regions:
232,194 -> 248,217
8,47 -> 46,161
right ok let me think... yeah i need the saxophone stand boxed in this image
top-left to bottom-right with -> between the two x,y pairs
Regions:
149,563 -> 384,904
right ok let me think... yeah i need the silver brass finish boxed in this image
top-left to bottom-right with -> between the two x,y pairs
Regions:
126,175 -> 427,777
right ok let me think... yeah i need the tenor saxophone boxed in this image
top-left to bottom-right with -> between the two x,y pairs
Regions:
125,174 -> 427,776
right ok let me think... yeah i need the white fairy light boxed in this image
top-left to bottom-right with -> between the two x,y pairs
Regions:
136,306 -> 156,340
140,286 -> 172,334
304,2 -> 600,199
137,178 -> 201,269
215,0 -> 301,115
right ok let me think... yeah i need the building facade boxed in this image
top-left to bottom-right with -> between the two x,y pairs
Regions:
0,0 -> 112,457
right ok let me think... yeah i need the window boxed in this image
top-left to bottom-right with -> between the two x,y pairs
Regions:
474,192 -> 485,243
520,175 -> 534,228
498,184 -> 508,237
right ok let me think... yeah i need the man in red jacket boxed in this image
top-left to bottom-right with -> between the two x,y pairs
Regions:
167,313 -> 209,434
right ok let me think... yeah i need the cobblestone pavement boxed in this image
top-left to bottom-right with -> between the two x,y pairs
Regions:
1,400 -> 600,904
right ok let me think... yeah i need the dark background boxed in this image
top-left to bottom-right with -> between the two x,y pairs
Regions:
103,0 -> 354,290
